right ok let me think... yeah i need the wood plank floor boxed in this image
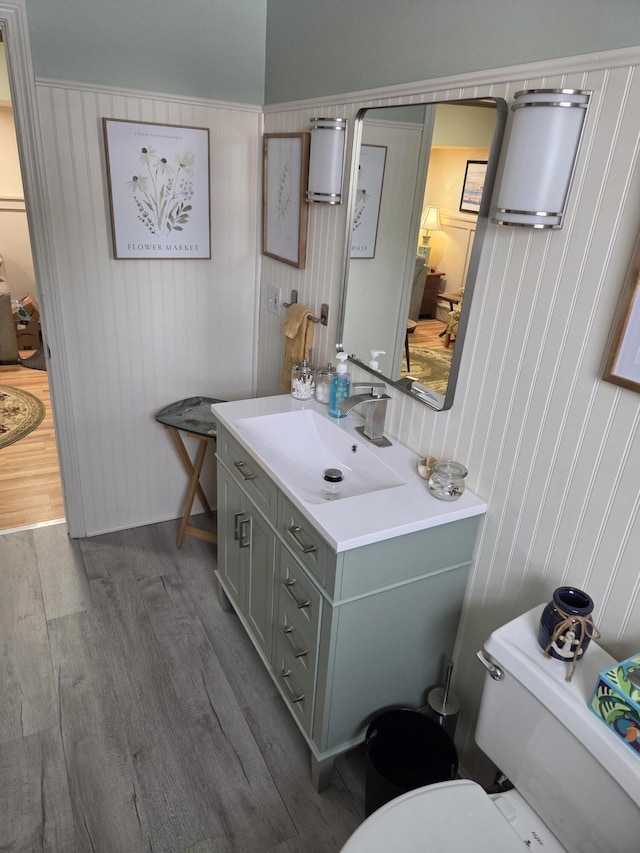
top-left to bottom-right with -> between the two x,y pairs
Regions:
0,520 -> 366,852
408,317 -> 450,354
0,355 -> 65,532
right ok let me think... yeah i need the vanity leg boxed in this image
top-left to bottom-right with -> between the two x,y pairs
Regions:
216,578 -> 233,612
311,754 -> 335,792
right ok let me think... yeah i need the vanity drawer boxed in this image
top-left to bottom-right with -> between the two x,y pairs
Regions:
274,611 -> 318,696
217,427 -> 278,524
279,497 -> 331,587
274,636 -> 314,735
277,543 -> 322,641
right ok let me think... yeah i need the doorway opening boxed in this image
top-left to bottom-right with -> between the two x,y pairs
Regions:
0,29 -> 65,532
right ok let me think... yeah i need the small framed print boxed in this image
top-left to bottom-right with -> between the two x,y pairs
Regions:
459,159 -> 488,214
262,133 -> 310,268
102,118 -> 211,259
604,276 -> 640,393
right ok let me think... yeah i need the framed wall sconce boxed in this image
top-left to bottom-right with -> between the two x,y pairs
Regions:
492,89 -> 590,229
306,117 -> 347,204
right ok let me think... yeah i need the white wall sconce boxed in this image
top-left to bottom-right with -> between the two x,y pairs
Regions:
492,89 -> 590,229
306,117 -> 347,204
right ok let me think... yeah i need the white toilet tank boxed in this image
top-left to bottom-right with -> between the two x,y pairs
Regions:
476,605 -> 640,853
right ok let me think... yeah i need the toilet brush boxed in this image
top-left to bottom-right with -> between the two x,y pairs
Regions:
426,660 -> 460,739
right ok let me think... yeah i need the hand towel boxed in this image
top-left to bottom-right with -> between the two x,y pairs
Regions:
281,303 -> 314,392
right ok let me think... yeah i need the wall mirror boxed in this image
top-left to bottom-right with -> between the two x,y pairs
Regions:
337,97 -> 506,410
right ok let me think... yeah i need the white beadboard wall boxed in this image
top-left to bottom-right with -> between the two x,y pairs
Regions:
35,80 -> 262,536
261,51 -> 640,777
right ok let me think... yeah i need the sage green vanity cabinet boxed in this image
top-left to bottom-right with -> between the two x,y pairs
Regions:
216,426 -> 280,661
217,464 -> 276,660
215,423 -> 482,791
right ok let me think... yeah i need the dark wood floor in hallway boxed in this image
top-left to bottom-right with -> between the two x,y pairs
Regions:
0,519 -> 365,852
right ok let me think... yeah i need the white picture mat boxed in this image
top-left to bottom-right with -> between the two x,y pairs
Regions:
103,119 -> 210,259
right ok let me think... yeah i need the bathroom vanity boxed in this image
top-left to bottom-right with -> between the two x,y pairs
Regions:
211,395 -> 486,790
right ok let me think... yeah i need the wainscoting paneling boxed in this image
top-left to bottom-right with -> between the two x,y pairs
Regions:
35,81 -> 262,535
261,55 -> 640,777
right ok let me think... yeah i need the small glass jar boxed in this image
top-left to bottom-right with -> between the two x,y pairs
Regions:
291,360 -> 315,400
321,467 -> 343,500
428,460 -> 467,501
315,364 -> 335,404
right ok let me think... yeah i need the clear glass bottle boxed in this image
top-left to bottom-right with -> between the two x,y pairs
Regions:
315,363 -> 335,404
291,359 -> 315,400
428,460 -> 467,501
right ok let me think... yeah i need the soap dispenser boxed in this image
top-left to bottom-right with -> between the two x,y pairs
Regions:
368,349 -> 386,370
328,352 -> 351,418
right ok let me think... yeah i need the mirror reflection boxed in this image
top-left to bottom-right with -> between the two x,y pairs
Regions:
338,98 -> 506,410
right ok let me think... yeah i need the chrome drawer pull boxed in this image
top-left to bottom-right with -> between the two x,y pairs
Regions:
280,668 -> 305,703
233,460 -> 256,481
286,524 -> 317,555
233,512 -> 250,547
283,578 -> 311,609
282,626 -> 308,658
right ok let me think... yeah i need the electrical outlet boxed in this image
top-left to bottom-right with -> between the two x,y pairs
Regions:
267,285 -> 282,317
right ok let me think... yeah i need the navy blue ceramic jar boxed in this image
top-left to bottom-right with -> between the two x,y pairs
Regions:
537,586 -> 595,662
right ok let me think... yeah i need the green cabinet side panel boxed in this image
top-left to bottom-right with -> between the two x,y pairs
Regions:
313,560 -> 470,750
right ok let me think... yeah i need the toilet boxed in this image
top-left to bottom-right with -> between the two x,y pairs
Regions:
341,605 -> 640,852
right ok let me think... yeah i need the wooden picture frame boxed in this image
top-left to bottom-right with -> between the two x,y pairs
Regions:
603,276 -> 640,392
351,144 -> 387,259
459,159 -> 488,214
262,133 -> 310,268
102,118 -> 211,259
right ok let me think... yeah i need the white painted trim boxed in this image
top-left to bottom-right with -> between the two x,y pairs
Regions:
36,77 -> 263,113
264,45 -> 640,113
0,0 -> 84,535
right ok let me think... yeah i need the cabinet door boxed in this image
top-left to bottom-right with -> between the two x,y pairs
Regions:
217,464 -> 246,609
245,506 -> 276,659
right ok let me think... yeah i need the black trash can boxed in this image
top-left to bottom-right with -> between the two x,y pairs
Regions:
364,708 -> 458,816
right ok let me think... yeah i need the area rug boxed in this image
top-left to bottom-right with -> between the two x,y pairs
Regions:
20,348 -> 46,371
401,347 -> 453,395
0,385 -> 45,449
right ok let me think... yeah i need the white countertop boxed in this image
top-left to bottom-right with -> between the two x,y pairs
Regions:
212,394 -> 487,552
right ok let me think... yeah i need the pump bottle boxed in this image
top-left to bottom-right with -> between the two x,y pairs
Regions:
368,349 -> 386,370
328,352 -> 351,418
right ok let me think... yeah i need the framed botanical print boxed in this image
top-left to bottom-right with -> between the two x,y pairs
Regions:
102,118 -> 211,259
262,133 -> 310,268
351,144 -> 387,259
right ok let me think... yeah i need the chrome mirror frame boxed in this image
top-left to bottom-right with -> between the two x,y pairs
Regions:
336,97 -> 507,411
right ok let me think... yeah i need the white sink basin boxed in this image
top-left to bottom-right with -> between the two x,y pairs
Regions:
233,409 -> 405,503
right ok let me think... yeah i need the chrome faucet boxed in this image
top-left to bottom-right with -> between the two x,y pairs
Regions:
338,382 -> 392,447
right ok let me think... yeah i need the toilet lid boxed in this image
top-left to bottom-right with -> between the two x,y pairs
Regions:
341,779 -> 527,852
